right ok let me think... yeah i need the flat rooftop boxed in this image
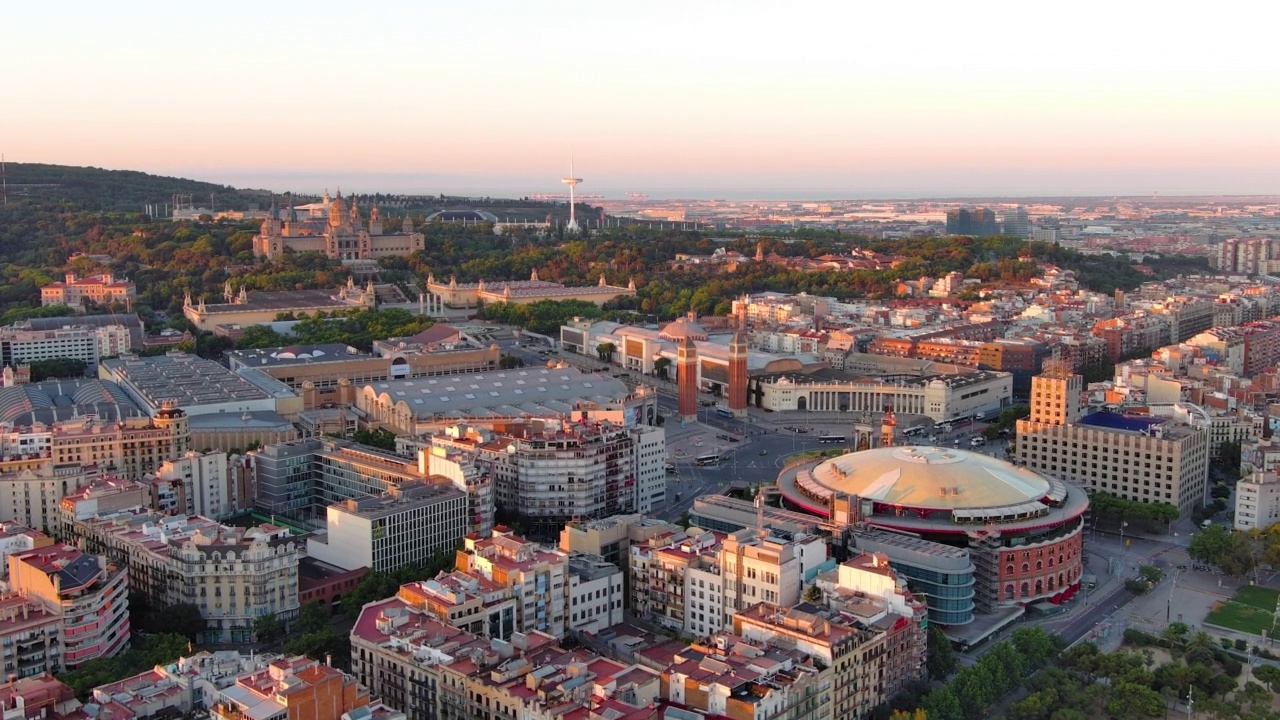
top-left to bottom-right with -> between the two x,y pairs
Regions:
1078,411 -> 1165,433
364,365 -> 629,420
104,353 -> 291,409
334,482 -> 466,520
228,343 -> 367,368
198,290 -> 356,314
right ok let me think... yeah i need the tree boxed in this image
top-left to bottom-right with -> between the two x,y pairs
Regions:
1105,681 -> 1166,720
150,602 -> 205,641
1189,524 -> 1233,565
1164,621 -> 1189,642
298,600 -> 330,635
254,612 -> 284,642
499,354 -> 524,369
1253,663 -> 1280,692
653,356 -> 671,381
28,357 -> 87,381
285,626 -> 350,668
921,686 -> 963,720
1217,440 -> 1242,476
1138,565 -> 1164,584
352,427 -> 397,451
803,584 -> 823,603
927,625 -> 958,681
1011,626 -> 1061,670
60,633 -> 191,699
596,342 -> 616,362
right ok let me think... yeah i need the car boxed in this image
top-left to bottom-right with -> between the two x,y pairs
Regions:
674,493 -> 682,500
759,450 -> 769,456
728,437 -> 739,443
953,438 -> 962,447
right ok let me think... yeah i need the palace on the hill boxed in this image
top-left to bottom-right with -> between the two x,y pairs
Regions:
252,190 -> 424,261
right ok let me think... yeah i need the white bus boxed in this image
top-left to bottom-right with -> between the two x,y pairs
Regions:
819,435 -> 845,444
696,453 -> 721,466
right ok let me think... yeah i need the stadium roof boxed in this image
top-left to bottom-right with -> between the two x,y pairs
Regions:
810,446 -> 1053,511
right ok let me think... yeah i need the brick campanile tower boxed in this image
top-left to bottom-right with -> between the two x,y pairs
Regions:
728,333 -> 748,417
677,336 -> 698,423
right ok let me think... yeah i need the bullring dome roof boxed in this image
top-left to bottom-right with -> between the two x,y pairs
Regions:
810,446 -> 1053,510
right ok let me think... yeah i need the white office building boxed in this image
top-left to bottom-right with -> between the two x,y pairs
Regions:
566,553 -> 625,634
1236,471 -> 1280,532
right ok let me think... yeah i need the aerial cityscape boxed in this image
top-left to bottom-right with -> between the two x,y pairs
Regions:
2,4 -> 1280,720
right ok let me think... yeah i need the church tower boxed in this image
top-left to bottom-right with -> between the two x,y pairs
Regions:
368,203 -> 383,236
728,333 -> 748,417
677,337 -> 698,423
328,191 -> 345,228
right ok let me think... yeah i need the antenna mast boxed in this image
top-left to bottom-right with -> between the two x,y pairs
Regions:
1,154 -> 7,207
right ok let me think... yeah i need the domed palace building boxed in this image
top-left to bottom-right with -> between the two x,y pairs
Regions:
778,445 -> 1089,625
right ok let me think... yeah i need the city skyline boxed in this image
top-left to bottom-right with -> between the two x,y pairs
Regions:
4,1 -> 1279,199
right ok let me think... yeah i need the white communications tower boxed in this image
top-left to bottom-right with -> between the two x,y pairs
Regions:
561,157 -> 582,232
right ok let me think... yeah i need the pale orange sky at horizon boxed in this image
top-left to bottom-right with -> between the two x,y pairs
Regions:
5,1 -> 1279,198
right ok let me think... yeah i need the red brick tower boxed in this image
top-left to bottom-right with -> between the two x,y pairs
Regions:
728,333 -> 748,417
678,336 -> 698,423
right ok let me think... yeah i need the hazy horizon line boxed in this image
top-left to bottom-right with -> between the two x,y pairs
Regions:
10,161 -> 1280,204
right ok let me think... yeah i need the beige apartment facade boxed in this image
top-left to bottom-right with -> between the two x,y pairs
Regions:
1017,372 -> 1210,517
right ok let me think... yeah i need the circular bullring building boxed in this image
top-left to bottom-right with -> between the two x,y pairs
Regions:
778,446 -> 1089,625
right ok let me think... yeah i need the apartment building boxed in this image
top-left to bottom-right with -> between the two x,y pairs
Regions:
420,434 -> 496,535
1017,371 -> 1210,517
306,482 -> 468,573
211,655 -> 371,720
60,510 -> 303,644
394,572 -> 517,640
454,528 -> 569,638
734,595 -> 925,720
0,463 -> 102,535
145,450 -> 239,520
660,632 -> 827,720
56,476 -> 150,538
630,527 -> 827,637
0,322 -> 130,370
0,595 -> 62,678
350,595 -> 555,720
566,553 -> 624,634
0,408 -> 188,481
0,674 -> 84,720
89,651 -> 281,720
1236,472 -> 1280,531
1153,297 -> 1216,344
0,521 -> 53,578
1092,314 -> 1172,361
467,420 -> 666,538
9,545 -> 129,668
1187,327 -> 1246,375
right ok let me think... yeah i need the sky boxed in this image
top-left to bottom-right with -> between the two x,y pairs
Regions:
5,1 -> 1280,199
